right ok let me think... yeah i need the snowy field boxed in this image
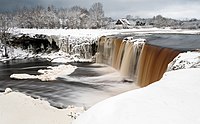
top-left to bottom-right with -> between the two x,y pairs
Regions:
12,28 -> 200,37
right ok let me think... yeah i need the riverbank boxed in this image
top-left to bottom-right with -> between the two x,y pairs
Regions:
0,88 -> 84,124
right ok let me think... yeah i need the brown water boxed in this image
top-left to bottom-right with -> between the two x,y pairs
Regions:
96,36 -> 144,80
137,44 -> 180,87
96,34 -> 200,87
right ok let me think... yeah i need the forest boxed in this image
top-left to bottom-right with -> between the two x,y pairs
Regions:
0,2 -> 108,29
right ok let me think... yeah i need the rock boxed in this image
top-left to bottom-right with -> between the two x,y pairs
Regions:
4,88 -> 12,94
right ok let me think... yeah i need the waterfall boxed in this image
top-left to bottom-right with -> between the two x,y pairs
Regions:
96,36 -> 145,80
137,44 -> 180,87
96,36 -> 114,65
114,41 -> 125,70
119,40 -> 144,79
96,36 -> 180,87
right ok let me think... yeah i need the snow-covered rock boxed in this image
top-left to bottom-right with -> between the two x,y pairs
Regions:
4,88 -> 12,94
0,46 -> 34,62
168,51 -> 200,71
38,64 -> 77,81
0,90 -> 84,124
10,74 -> 38,80
10,64 -> 77,81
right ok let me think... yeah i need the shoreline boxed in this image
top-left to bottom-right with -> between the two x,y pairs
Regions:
0,88 -> 85,124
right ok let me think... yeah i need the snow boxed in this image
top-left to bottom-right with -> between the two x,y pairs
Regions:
38,64 -> 77,81
2,28 -> 200,124
2,28 -> 200,63
11,28 -> 200,37
0,89 -> 84,124
51,57 -> 72,63
73,51 -> 200,124
0,46 -> 34,62
4,88 -> 12,94
10,64 -> 77,81
12,28 -> 120,38
10,74 -> 38,80
123,37 -> 146,43
168,51 -> 200,70
39,50 -> 93,63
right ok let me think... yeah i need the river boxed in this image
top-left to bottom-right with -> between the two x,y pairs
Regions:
0,59 -> 134,109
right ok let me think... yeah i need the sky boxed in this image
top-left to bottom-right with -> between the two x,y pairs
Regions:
0,0 -> 200,19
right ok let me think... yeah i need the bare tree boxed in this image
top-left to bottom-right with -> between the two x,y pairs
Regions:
89,2 -> 104,28
0,14 -> 11,58
0,3 -> 109,29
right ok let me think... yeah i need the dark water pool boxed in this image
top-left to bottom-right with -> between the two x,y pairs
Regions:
145,34 -> 200,51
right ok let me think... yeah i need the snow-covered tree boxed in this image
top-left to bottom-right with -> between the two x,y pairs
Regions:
0,3 -> 110,29
46,5 -> 60,29
64,6 -> 90,29
89,2 -> 105,28
57,8 -> 68,28
149,15 -> 180,28
0,14 -> 11,57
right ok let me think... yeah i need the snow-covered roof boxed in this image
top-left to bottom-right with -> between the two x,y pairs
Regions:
116,18 -> 130,25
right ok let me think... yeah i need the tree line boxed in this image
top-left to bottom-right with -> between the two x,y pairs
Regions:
0,2 -> 108,29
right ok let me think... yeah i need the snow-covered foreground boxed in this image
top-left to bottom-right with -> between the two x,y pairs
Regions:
73,51 -> 200,124
10,64 -> 77,81
0,88 -> 84,124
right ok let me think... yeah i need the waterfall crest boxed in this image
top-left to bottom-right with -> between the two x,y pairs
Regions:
137,45 -> 180,87
96,36 -> 180,87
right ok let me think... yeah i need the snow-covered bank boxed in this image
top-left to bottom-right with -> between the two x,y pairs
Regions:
0,46 -> 34,62
168,51 -> 200,70
12,28 -> 200,36
10,64 -> 77,81
0,88 -> 84,124
73,51 -> 200,124
39,50 -> 93,63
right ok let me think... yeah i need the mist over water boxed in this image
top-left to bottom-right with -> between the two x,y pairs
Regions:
0,59 -> 135,108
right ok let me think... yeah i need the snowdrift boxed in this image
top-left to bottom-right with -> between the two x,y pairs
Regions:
0,88 -> 84,124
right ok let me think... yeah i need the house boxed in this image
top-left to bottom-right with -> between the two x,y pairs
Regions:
116,18 -> 130,25
115,18 -> 131,29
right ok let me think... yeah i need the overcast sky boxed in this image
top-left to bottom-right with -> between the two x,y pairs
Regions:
0,0 -> 200,19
